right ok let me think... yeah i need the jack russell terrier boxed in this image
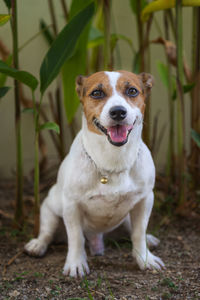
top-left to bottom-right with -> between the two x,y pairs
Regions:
25,71 -> 164,277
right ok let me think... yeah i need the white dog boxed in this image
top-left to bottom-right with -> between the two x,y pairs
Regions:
25,70 -> 164,277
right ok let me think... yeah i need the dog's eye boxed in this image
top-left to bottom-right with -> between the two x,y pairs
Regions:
126,87 -> 139,97
90,90 -> 105,99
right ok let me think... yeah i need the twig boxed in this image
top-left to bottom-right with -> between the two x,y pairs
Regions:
48,91 -> 58,122
60,0 -> 68,21
48,0 -> 58,36
18,24 -> 53,52
2,250 -> 23,277
151,111 -> 160,156
0,39 -> 10,60
0,209 -> 13,220
11,0 -> 24,228
91,289 -> 106,297
155,123 -> 167,156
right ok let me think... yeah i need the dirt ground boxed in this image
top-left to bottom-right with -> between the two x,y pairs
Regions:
0,179 -> 200,300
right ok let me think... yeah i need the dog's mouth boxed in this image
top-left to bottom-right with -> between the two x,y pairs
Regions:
93,118 -> 135,147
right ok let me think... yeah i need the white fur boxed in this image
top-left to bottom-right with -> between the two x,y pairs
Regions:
25,71 -> 164,277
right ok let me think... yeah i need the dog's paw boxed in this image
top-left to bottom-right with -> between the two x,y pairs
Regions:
146,234 -> 160,248
63,257 -> 90,278
24,239 -> 47,257
134,250 -> 165,271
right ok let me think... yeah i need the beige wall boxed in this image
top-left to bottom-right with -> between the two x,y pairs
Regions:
0,1 -> 192,177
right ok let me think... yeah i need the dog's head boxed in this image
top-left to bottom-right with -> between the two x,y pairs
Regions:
76,71 -> 154,147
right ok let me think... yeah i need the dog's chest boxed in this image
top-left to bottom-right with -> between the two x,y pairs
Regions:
79,171 -> 143,232
80,191 -> 135,232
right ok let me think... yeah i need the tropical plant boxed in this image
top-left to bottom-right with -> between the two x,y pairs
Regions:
0,0 -> 95,232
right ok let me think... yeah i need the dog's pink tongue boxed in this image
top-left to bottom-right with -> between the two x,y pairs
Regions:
107,125 -> 132,143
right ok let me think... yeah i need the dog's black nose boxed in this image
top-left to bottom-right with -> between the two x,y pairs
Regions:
109,106 -> 127,121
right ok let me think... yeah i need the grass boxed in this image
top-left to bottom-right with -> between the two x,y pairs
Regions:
160,277 -> 178,290
33,272 -> 44,278
79,275 -> 115,300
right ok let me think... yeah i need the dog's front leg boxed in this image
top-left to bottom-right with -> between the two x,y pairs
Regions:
63,203 -> 89,277
130,191 -> 164,270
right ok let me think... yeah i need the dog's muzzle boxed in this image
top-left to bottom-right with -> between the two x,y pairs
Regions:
93,117 -> 135,147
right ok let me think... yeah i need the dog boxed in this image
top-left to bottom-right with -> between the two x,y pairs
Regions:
25,70 -> 164,277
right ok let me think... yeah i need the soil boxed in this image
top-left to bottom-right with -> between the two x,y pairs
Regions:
0,178 -> 200,300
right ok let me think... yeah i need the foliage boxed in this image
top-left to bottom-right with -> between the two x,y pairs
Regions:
0,14 -> 11,26
141,0 -> 200,22
0,60 -> 38,90
61,0 -> 94,123
0,86 -> 10,98
0,0 -> 199,228
40,1 -> 95,95
191,129 -> 200,148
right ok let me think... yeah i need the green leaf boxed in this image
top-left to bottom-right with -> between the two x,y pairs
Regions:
69,0 -> 91,18
61,0 -> 94,123
22,108 -> 34,114
89,27 -> 103,41
88,31 -> 134,53
191,129 -> 200,148
110,33 -> 134,52
88,27 -> 104,48
157,61 -> 169,88
39,122 -> 60,134
40,1 -> 95,95
0,86 -> 10,98
3,0 -> 11,10
0,60 -> 38,90
62,57 -> 82,123
0,14 -> 11,26
40,19 -> 54,46
0,55 -> 12,87
129,0 -> 148,15
172,83 -> 195,100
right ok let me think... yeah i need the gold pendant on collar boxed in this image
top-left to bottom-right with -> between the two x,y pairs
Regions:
100,175 -> 108,184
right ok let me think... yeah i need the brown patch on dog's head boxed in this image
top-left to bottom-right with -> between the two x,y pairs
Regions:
116,71 -> 154,115
138,72 -> 154,96
75,71 -> 154,133
76,72 -> 113,134
76,75 -> 86,100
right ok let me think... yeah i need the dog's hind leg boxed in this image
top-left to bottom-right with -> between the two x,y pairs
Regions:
24,199 -> 59,257
86,232 -> 104,256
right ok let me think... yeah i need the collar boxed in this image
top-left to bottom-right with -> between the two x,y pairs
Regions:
81,140 -> 127,184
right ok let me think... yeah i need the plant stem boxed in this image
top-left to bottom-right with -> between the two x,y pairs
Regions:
48,0 -> 65,160
56,85 -> 65,159
103,0 -> 111,70
90,2 -> 104,72
135,0 -> 152,146
164,10 -> 175,179
11,0 -> 24,227
136,0 -> 145,72
33,92 -> 41,236
48,0 -> 58,36
18,24 -> 53,52
191,8 -> 200,188
60,0 -> 68,21
175,0 -> 187,206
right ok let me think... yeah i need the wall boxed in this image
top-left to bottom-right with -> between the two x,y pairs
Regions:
0,0 -> 192,177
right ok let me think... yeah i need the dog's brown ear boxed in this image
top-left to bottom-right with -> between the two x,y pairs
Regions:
139,72 -> 154,96
76,75 -> 86,100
